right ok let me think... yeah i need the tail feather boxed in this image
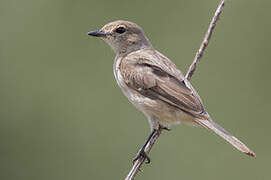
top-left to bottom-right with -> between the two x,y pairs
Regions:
195,118 -> 256,157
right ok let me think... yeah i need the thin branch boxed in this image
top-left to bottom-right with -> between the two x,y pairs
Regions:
125,127 -> 163,180
185,0 -> 226,80
125,0 -> 227,179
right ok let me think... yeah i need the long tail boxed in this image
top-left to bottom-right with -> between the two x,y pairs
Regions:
195,118 -> 256,157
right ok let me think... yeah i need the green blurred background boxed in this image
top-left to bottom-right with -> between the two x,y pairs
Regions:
1,0 -> 270,179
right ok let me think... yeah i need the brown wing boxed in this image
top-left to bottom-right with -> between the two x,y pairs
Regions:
120,49 -> 205,117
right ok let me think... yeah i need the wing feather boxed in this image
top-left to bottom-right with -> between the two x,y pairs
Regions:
120,49 -> 205,117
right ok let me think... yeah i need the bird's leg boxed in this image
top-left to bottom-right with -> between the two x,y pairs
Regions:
133,129 -> 156,164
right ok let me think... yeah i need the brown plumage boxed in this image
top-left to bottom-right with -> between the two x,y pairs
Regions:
120,49 -> 205,118
88,20 -> 255,157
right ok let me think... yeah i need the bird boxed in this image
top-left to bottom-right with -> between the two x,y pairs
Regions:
87,20 -> 255,162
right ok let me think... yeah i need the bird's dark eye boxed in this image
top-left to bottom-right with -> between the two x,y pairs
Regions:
115,27 -> 126,34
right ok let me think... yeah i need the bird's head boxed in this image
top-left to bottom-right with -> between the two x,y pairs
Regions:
88,20 -> 152,54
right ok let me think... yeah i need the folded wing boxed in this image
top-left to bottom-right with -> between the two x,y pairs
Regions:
120,50 -> 205,118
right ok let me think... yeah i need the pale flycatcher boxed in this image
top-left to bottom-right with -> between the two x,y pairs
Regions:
87,20 -> 255,162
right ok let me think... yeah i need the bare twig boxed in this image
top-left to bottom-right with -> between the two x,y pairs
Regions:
185,0 -> 226,80
125,1 -> 227,179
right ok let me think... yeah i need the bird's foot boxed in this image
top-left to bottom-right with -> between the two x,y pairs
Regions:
162,127 -> 171,131
158,124 -> 171,131
133,148 -> 151,164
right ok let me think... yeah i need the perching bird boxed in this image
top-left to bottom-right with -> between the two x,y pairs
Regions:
87,20 -> 255,162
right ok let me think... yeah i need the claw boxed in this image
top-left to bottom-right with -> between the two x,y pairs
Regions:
132,154 -> 140,164
158,124 -> 171,131
145,154 -> 151,164
133,149 -> 151,164
132,129 -> 156,165
162,127 -> 171,131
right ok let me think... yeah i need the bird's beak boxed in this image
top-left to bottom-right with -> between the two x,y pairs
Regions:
87,30 -> 107,37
